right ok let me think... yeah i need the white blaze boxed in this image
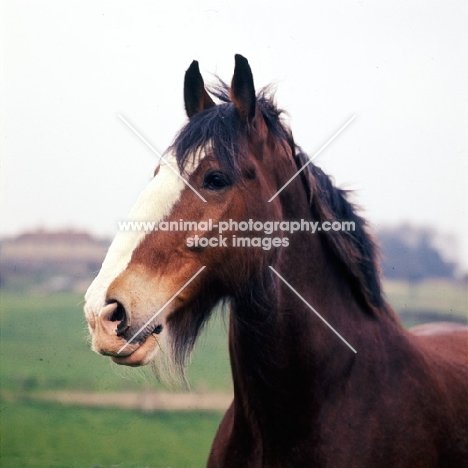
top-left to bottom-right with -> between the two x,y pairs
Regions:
84,153 -> 185,317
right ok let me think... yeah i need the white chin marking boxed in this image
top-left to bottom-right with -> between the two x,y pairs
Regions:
84,153 -> 188,316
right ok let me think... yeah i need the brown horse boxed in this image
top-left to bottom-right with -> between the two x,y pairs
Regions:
84,55 -> 468,467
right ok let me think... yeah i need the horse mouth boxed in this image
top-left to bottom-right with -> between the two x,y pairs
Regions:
109,324 -> 163,367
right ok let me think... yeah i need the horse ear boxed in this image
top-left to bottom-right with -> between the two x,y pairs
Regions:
231,54 -> 256,122
184,60 -> 216,118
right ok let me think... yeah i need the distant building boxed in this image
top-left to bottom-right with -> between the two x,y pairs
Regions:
0,229 -> 110,291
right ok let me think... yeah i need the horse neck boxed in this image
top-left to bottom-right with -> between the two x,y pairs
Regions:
229,234 -> 360,382
227,190 -> 372,433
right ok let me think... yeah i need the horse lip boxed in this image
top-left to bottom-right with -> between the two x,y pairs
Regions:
110,332 -> 159,367
127,322 -> 164,344
99,346 -> 133,358
105,323 -> 162,358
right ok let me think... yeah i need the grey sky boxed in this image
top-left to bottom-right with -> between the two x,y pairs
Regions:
1,1 -> 467,269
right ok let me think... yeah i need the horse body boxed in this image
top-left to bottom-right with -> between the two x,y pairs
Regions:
84,55 -> 468,467
210,312 -> 468,467
208,219 -> 468,467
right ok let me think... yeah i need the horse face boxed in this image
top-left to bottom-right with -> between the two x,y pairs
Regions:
84,149 -> 279,368
84,55 -> 288,371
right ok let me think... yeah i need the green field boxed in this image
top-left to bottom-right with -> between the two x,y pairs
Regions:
383,278 -> 467,326
0,292 -> 232,394
1,399 -> 221,468
1,280 -> 466,467
0,291 -> 230,467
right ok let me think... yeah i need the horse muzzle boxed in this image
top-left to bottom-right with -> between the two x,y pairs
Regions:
85,301 -> 162,367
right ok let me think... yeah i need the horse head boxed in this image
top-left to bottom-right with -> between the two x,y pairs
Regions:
84,55 -> 303,378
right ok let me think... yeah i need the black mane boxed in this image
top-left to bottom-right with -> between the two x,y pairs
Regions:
172,83 -> 388,315
297,153 -> 388,313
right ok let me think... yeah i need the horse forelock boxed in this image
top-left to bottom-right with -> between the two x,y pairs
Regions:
171,82 -> 294,180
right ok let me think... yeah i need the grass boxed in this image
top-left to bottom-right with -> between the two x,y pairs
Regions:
0,291 -> 229,467
0,281 -> 466,466
383,278 -> 467,326
1,281 -> 465,394
0,291 -> 232,394
1,398 -> 222,468
0,281 -> 465,394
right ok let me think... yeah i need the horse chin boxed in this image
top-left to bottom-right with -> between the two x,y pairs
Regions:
110,333 -> 160,367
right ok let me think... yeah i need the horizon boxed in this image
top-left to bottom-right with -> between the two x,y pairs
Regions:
2,221 -> 465,277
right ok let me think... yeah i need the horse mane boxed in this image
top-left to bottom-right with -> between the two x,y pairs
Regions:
296,153 -> 388,314
172,82 -> 390,317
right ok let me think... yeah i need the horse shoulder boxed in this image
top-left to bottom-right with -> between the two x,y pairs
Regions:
409,321 -> 468,366
408,322 -> 468,460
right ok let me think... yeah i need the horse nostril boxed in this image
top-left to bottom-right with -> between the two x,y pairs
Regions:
110,302 -> 126,322
103,301 -> 128,337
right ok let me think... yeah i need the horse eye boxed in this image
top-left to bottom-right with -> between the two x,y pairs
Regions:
203,172 -> 232,190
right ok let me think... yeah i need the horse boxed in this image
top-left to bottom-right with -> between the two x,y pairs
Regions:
84,55 -> 468,467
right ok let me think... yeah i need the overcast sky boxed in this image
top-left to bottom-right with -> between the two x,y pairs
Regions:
1,1 -> 467,269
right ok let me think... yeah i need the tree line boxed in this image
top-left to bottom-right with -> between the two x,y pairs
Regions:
376,224 -> 458,281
